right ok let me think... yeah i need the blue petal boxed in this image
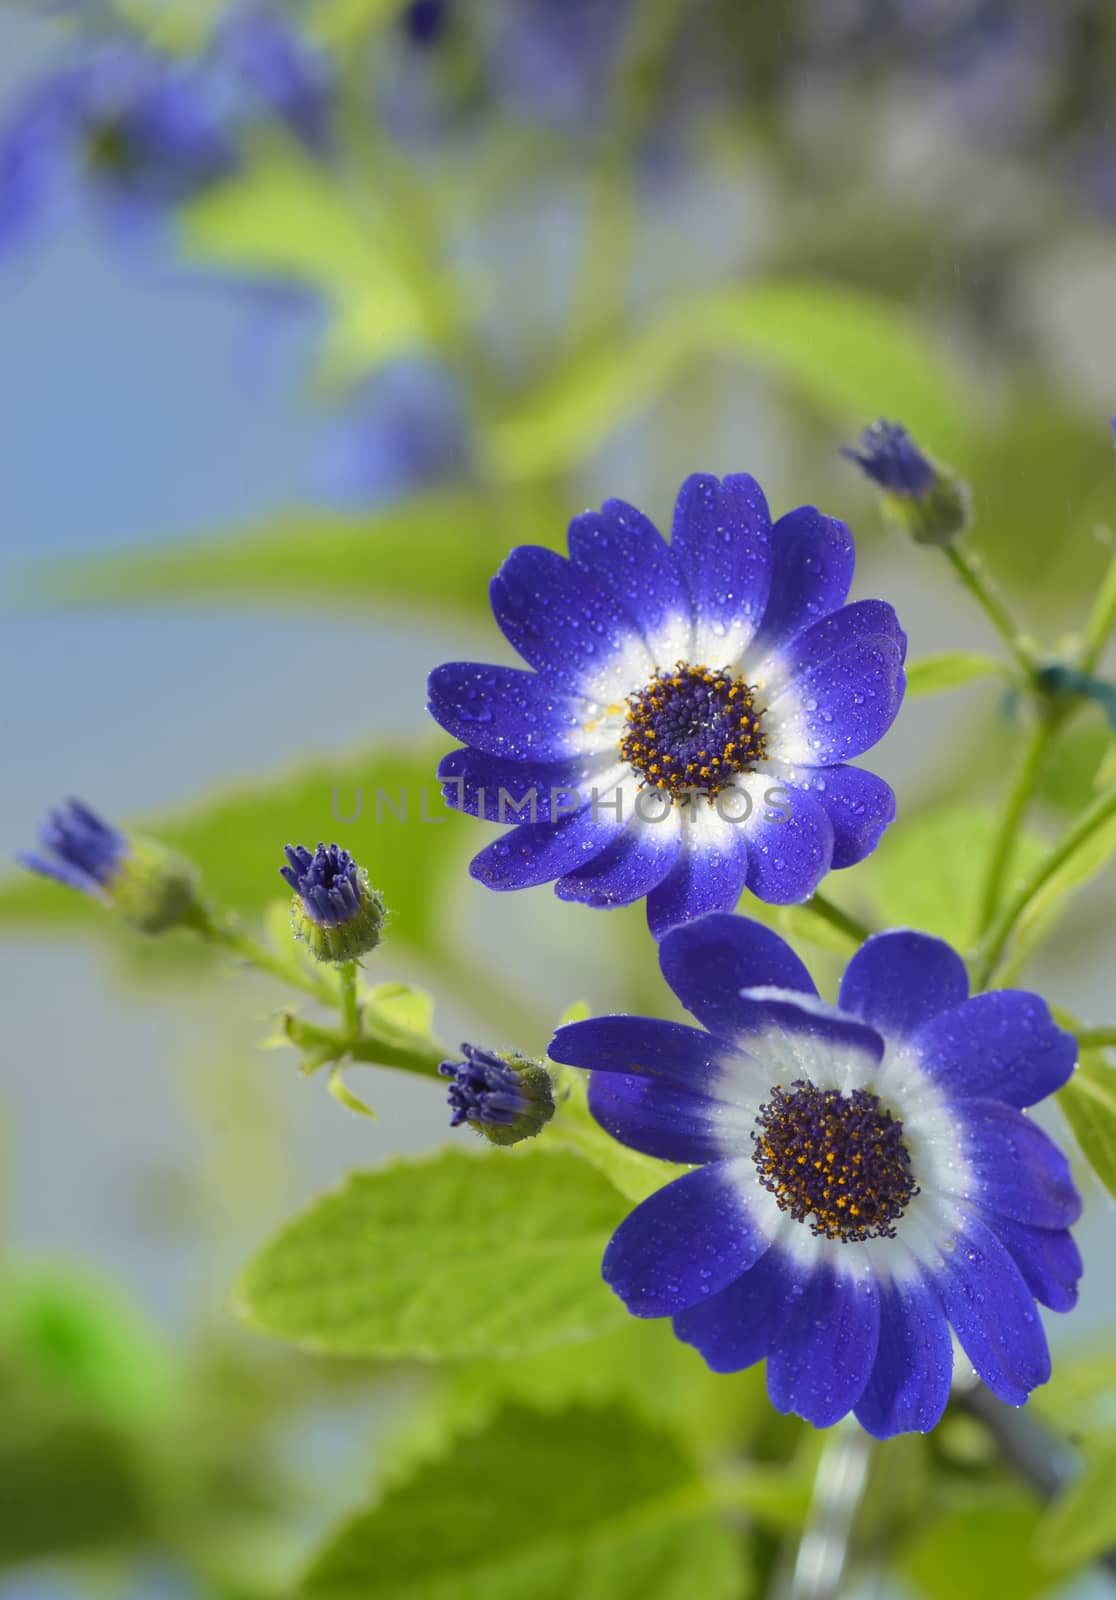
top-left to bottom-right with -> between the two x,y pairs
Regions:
777,598 -> 908,673
588,1072 -> 730,1164
772,762 -> 896,870
549,1014 -> 743,1096
438,746 -> 604,822
932,1215 -> 1050,1405
427,663 -> 596,760
673,1249 -> 787,1372
765,1264 -> 880,1428
18,851 -> 101,896
982,1216 -> 1081,1313
490,544 -> 652,691
764,601 -> 907,765
959,1100 -> 1081,1229
469,808 -> 622,890
912,992 -> 1077,1108
646,811 -> 750,938
658,911 -> 818,1040
740,779 -> 834,904
750,505 -> 855,656
567,499 -> 691,658
602,1159 -> 769,1317
555,817 -> 681,909
838,931 -> 970,1040
669,473 -> 772,660
853,1275 -> 953,1439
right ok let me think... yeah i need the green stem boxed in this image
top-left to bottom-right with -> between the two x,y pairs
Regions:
339,962 -> 361,1039
284,1013 -> 447,1081
802,894 -> 873,949
945,544 -> 1039,684
183,902 -> 335,1005
778,1420 -> 873,1600
1080,539 -> 1116,674
1076,1027 -> 1116,1051
567,0 -> 689,345
976,708 -> 1061,936
974,783 -> 1116,989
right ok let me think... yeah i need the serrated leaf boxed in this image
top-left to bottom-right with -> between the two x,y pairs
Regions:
300,1404 -> 745,1600
905,653 -> 1008,697
445,1320 -> 782,1473
233,1146 -> 629,1360
486,279 -> 967,481
1036,1447 -> 1116,1570
1059,1046 -> 1116,1201
363,981 -> 435,1041
33,494 -> 536,624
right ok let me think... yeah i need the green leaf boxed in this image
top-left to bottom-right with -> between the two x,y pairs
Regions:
308,0 -> 401,43
181,145 -> 433,382
1036,1447 -> 1116,1569
486,279 -> 968,481
445,1320 -> 783,1475
0,1264 -> 172,1426
233,1146 -> 629,1360
864,807 -> 1047,951
1059,1045 -> 1116,1201
0,1414 -> 149,1568
0,742 -> 467,961
1032,1344 -> 1116,1441
300,1404 -> 745,1600
363,981 -> 436,1041
32,494 -> 539,624
900,1492 -> 1055,1600
905,653 -> 1008,697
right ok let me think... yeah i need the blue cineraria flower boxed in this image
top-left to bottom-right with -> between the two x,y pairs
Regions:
549,913 -> 1081,1437
485,0 -> 633,128
842,420 -> 969,546
401,0 -> 450,46
428,474 -> 906,937
314,361 -> 470,507
281,843 -> 386,963
20,799 -> 127,898
0,43 -> 236,255
440,1042 -> 555,1145
215,4 -> 335,155
20,799 -> 200,933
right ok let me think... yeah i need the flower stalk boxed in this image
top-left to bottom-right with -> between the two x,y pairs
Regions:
975,782 -> 1116,988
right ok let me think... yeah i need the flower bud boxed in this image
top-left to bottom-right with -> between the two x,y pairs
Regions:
842,419 -> 970,547
439,1043 -> 555,1146
19,799 -> 199,934
280,842 -> 385,964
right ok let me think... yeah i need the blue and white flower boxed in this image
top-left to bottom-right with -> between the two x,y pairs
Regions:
548,913 -> 1081,1437
428,474 -> 906,936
